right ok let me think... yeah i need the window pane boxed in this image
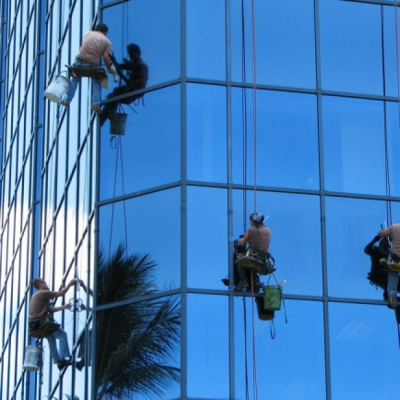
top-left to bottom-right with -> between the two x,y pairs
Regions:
231,0 -> 316,88
96,295 -> 181,399
187,294 -> 229,398
187,84 -> 227,182
233,190 -> 322,296
326,196 -> 389,299
232,89 -> 319,190
322,96 -> 386,195
234,299 -> 326,400
103,0 -> 180,88
386,101 -> 400,197
187,187 -> 228,290
319,0 -> 383,95
99,188 -> 181,301
330,303 -> 400,399
187,0 -> 226,80
100,86 -> 180,200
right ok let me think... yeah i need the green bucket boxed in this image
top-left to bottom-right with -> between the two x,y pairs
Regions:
263,286 -> 281,310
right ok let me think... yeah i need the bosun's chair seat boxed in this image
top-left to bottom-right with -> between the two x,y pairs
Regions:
66,65 -> 108,88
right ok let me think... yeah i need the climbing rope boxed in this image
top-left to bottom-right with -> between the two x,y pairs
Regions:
239,0 -> 260,398
108,135 -> 129,259
250,0 -> 258,212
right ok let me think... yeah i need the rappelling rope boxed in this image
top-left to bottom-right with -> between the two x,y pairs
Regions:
108,135 -> 129,259
240,1 -> 251,397
251,0 -> 258,213
240,0 -> 260,397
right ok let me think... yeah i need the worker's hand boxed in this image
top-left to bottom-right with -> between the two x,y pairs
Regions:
108,66 -> 118,82
65,303 -> 72,310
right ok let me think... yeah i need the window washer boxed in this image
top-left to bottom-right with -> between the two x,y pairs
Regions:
62,23 -> 117,114
364,233 -> 391,299
376,221 -> 400,308
100,43 -> 149,125
29,278 -> 77,370
234,212 -> 272,292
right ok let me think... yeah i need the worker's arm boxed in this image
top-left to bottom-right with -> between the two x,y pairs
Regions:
379,227 -> 393,237
79,279 -> 93,297
49,303 -> 72,313
103,52 -> 114,73
240,230 -> 250,247
54,279 -> 76,298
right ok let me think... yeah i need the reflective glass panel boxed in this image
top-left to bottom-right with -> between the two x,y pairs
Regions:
187,0 -> 226,80
326,196 -> 389,299
330,303 -> 400,399
187,187 -> 228,290
322,96 -> 386,195
231,0 -> 316,88
99,188 -> 180,301
187,294 -> 229,398
96,295 -> 181,399
319,0 -> 383,95
233,190 -> 322,296
103,0 -> 180,88
383,6 -> 400,97
385,101 -> 400,197
187,84 -> 227,183
100,86 -> 180,200
232,89 -> 319,190
234,299 -> 325,399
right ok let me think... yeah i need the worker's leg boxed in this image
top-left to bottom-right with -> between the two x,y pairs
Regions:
234,263 -> 249,290
46,332 -> 60,362
387,271 -> 399,308
63,75 -> 80,104
91,78 -> 102,105
53,327 -> 70,359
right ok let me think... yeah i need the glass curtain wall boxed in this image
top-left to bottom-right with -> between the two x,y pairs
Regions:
2,0 -> 400,399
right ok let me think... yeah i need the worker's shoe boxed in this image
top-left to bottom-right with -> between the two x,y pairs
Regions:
388,291 -> 398,309
75,359 -> 85,371
56,358 -> 71,370
253,280 -> 262,293
91,104 -> 102,114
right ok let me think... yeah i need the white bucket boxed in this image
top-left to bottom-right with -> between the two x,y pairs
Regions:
23,344 -> 43,372
44,73 -> 70,103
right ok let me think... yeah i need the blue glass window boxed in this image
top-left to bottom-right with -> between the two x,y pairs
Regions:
231,0 -> 316,88
322,96 -> 386,195
319,0 -> 383,95
232,89 -> 319,190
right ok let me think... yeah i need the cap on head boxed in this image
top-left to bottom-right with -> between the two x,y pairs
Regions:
94,23 -> 109,34
250,212 -> 264,223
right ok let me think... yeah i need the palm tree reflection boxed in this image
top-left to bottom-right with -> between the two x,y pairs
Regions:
96,245 -> 180,399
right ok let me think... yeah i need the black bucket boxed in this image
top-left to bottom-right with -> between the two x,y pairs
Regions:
255,297 -> 275,321
109,112 -> 127,136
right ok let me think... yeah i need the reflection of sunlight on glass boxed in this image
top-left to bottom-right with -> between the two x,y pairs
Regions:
335,319 -> 380,342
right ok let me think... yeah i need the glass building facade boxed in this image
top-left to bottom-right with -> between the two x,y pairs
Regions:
1,0 -> 400,399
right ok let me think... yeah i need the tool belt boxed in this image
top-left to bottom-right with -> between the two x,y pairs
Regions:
29,314 -> 61,339
235,248 -> 276,275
